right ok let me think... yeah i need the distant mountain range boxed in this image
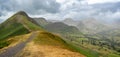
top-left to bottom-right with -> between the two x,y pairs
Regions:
61,18 -> 120,34
31,17 -> 80,35
44,22 -> 80,34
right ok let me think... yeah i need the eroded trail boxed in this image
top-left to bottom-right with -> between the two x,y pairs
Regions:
0,32 -> 37,57
19,42 -> 85,57
18,31 -> 86,57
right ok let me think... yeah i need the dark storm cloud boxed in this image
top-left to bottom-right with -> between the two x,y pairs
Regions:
0,0 -> 60,14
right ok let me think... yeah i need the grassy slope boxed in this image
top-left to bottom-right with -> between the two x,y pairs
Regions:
43,22 -> 101,57
0,23 -> 29,40
65,39 -> 100,57
0,11 -> 42,40
34,31 -> 68,48
0,11 -> 43,49
33,31 -> 100,57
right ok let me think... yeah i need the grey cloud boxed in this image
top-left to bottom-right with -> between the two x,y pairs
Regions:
58,0 -> 120,23
0,0 -> 120,23
92,2 -> 120,13
0,0 -> 60,15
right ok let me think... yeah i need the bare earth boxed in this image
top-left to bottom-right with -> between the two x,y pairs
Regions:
19,42 -> 85,57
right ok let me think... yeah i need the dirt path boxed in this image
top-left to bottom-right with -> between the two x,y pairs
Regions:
19,41 -> 85,57
0,32 -> 36,57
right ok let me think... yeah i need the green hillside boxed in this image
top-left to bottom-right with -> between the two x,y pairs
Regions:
34,31 -> 67,47
0,11 -> 42,40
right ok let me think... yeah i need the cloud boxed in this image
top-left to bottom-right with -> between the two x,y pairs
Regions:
0,0 -> 120,23
94,10 -> 120,22
0,11 -> 14,23
0,0 -> 61,22
86,0 -> 120,4
0,0 -> 60,14
92,2 -> 120,12
59,0 -> 120,21
0,19 -> 3,23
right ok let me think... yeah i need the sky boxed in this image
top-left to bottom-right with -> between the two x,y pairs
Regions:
0,0 -> 120,23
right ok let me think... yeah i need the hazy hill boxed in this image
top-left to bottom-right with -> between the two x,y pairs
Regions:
113,19 -> 120,28
62,18 -> 110,34
77,18 -> 109,34
63,18 -> 79,26
32,17 -> 49,27
44,22 -> 80,35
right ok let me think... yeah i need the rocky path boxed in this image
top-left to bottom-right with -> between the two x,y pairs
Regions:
0,32 -> 36,57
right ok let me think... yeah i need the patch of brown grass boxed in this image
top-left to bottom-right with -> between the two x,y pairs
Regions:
34,31 -> 66,48
0,33 -> 31,53
19,42 -> 85,57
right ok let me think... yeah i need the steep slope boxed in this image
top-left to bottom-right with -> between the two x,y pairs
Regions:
44,22 -> 80,35
0,11 -> 42,40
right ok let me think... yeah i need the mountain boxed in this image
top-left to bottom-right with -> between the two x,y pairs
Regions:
0,11 -> 42,40
112,19 -> 120,28
44,22 -> 80,35
63,18 -> 79,26
32,17 -> 49,27
61,18 -> 120,57
62,18 -> 110,34
48,19 -> 60,23
77,18 -> 109,34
